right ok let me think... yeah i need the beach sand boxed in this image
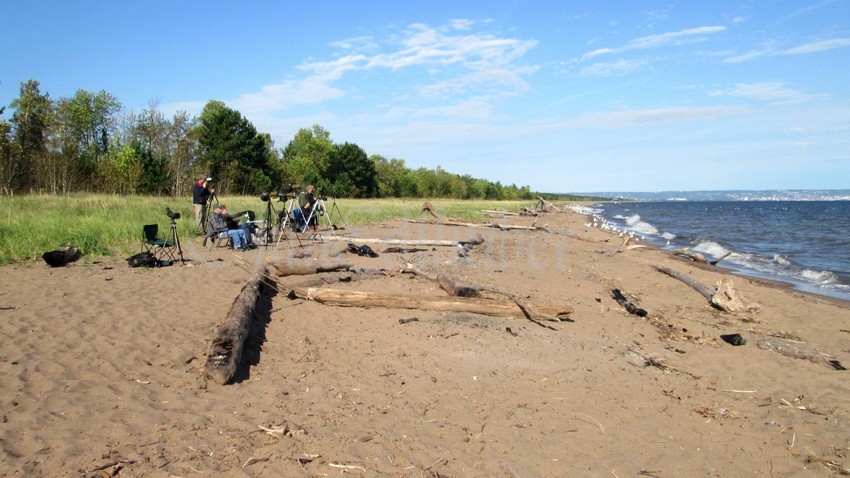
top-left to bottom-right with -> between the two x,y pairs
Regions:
1,205 -> 848,477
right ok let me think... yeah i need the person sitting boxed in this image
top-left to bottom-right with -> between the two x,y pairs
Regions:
208,204 -> 256,251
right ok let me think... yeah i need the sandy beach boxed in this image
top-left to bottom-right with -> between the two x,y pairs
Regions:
1,204 -> 848,477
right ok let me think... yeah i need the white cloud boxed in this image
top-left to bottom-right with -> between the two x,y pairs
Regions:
724,38 -> 850,63
582,25 -> 727,59
579,59 -> 645,76
783,38 -> 850,55
708,82 -> 825,105
232,20 -> 537,119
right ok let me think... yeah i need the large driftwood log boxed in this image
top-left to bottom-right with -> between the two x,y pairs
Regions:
401,265 -> 567,322
651,264 -> 757,313
652,264 -> 716,303
405,218 -> 549,232
323,235 -> 484,247
268,259 -> 354,276
289,287 -> 572,321
202,266 -> 268,385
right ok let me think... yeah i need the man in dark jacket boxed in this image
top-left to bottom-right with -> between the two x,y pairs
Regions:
192,175 -> 215,234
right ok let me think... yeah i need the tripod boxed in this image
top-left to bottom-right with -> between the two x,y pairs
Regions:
257,199 -> 279,248
304,196 -> 347,236
198,191 -> 219,235
274,196 -> 302,248
164,218 -> 186,265
325,196 -> 349,233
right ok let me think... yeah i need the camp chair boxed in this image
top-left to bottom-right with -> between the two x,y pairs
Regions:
142,224 -> 176,260
204,219 -> 233,250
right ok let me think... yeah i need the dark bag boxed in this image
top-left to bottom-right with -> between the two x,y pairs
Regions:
127,252 -> 159,268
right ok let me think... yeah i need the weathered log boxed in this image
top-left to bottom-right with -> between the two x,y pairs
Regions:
268,259 -> 354,276
202,266 -> 268,385
289,270 -> 387,288
611,289 -> 647,317
652,264 -> 758,314
403,266 -> 481,297
671,247 -> 707,263
289,287 -> 572,321
406,218 -> 548,232
651,264 -> 716,303
757,338 -> 846,370
400,265 -> 564,322
323,235 -> 484,247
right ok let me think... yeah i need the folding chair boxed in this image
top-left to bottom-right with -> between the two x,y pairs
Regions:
142,224 -> 177,260
204,218 -> 233,250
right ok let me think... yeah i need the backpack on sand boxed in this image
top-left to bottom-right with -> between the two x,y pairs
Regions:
127,251 -> 159,268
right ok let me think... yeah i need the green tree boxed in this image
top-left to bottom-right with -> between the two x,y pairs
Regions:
327,142 -> 378,197
57,89 -> 122,189
10,80 -> 52,192
281,125 -> 334,188
196,101 -> 269,195
0,119 -> 12,195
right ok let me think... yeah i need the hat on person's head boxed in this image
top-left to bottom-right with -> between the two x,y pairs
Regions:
195,174 -> 206,180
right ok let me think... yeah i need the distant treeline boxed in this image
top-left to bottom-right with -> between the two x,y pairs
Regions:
1,79 -> 561,200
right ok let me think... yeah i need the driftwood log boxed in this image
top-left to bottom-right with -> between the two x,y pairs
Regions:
757,338 -> 845,370
611,289 -> 648,317
323,235 -> 484,248
400,265 -> 569,322
289,287 -> 572,321
268,259 -> 354,276
671,247 -> 731,265
405,218 -> 549,232
202,266 -> 269,385
651,264 -> 757,313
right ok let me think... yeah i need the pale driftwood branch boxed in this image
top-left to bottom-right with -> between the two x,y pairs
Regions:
651,263 -> 715,303
289,287 -> 572,321
202,266 -> 269,385
534,195 -> 562,212
323,235 -> 484,247
757,338 -> 845,370
651,264 -> 758,313
671,247 -> 707,263
268,259 -> 354,276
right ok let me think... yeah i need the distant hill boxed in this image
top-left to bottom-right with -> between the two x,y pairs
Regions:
572,190 -> 850,201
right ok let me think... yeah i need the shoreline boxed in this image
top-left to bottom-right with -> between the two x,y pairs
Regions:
577,201 -> 850,305
1,205 -> 848,476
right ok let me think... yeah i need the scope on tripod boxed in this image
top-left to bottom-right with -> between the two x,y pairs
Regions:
166,207 -> 181,220
260,192 -> 271,202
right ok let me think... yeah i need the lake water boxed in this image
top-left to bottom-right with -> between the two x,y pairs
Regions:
575,201 -> 850,302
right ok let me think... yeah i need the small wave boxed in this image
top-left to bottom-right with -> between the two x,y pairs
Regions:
773,254 -> 791,266
661,232 -> 676,241
692,241 -> 730,258
570,205 -> 602,216
801,269 -> 838,285
623,214 -> 659,235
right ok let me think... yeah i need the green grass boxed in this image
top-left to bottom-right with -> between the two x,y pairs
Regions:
0,194 -> 542,264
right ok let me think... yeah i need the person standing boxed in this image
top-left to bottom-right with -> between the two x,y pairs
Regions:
297,185 -> 319,232
192,175 -> 215,234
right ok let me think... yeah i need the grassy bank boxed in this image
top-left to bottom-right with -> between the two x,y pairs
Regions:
0,194 -> 539,263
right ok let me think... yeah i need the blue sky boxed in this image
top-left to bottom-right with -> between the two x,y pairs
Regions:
3,1 -> 849,193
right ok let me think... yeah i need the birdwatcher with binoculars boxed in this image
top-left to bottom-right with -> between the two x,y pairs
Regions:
192,175 -> 215,234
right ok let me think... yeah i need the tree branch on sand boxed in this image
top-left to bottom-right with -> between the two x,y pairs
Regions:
651,264 -> 759,314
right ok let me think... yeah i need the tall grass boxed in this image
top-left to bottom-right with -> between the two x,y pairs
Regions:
0,194 -> 537,263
